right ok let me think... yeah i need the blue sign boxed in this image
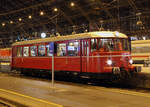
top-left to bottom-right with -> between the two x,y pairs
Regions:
49,42 -> 54,56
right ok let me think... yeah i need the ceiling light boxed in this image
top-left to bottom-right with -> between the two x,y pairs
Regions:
28,15 -> 32,19
70,2 -> 75,7
54,8 -> 58,12
10,21 -> 13,24
19,18 -> 22,21
2,23 -> 5,26
40,11 -> 44,16
41,32 -> 46,38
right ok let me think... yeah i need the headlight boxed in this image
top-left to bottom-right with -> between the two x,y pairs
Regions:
129,59 -> 133,64
107,60 -> 112,65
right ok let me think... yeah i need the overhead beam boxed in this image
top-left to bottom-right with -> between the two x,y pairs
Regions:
0,0 -> 54,16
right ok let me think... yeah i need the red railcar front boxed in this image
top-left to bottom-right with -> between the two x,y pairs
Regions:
89,38 -> 140,77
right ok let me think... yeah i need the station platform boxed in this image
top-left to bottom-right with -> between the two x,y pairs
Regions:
1,73 -> 150,107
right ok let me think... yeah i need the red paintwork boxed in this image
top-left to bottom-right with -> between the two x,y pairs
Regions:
12,57 -> 81,72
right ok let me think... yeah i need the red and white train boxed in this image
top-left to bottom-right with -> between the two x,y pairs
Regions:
0,48 -> 11,62
11,31 -> 141,80
132,39 -> 150,66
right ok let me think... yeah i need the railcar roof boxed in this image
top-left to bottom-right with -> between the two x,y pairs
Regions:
12,31 -> 127,46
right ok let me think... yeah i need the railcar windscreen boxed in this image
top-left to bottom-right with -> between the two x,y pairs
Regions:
91,38 -> 129,52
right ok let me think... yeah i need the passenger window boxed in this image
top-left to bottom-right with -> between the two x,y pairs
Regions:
46,42 -> 54,56
17,47 -> 22,57
30,46 -> 37,56
87,41 -> 89,56
67,41 -> 79,56
57,43 -> 66,56
23,47 -> 29,57
84,41 -> 87,56
91,39 -> 97,52
38,45 -> 46,56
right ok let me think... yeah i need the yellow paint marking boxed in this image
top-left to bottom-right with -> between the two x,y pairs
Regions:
0,62 -> 10,65
95,87 -> 150,98
0,88 -> 63,107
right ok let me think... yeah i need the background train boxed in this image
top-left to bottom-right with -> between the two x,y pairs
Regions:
0,48 -> 11,62
132,40 -> 150,66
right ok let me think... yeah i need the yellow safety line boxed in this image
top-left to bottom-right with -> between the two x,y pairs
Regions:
0,63 -> 10,65
0,88 -> 63,107
95,87 -> 150,98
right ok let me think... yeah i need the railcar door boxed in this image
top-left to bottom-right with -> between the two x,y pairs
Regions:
11,47 -> 16,68
81,40 -> 89,73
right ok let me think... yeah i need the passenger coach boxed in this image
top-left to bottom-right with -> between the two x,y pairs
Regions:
132,39 -> 150,66
11,31 -> 141,79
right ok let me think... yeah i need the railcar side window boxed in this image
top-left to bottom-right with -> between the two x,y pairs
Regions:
23,47 -> 29,57
46,42 -> 54,56
17,47 -> 22,57
57,43 -> 66,56
67,41 -> 79,56
87,41 -> 89,56
91,39 -> 97,52
38,45 -> 45,56
30,46 -> 37,56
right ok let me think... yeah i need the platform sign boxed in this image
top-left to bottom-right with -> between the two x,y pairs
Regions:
49,42 -> 55,88
49,42 -> 54,56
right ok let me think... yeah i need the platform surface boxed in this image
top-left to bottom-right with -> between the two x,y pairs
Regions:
0,73 -> 150,107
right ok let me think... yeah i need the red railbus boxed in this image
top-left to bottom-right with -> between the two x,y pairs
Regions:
11,31 -> 141,79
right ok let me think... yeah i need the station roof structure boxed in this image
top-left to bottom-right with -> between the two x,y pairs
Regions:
0,0 -> 149,47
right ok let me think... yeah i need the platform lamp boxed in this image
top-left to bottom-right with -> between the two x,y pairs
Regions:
72,25 -> 76,34
136,12 -> 143,26
99,20 -> 104,31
